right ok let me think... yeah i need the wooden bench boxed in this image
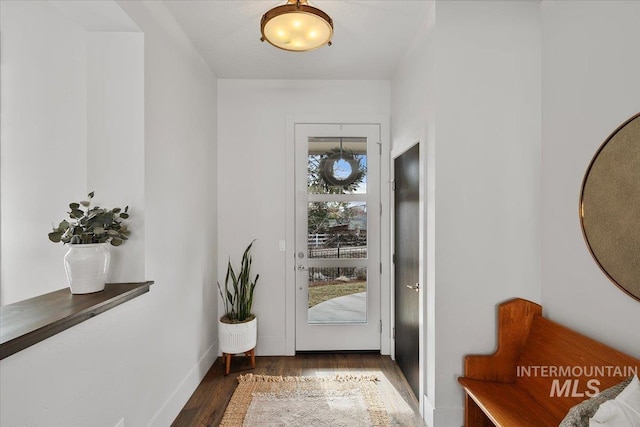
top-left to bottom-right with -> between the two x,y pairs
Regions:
458,298 -> 640,427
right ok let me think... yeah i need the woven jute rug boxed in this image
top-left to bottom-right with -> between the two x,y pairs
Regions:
220,374 -> 391,426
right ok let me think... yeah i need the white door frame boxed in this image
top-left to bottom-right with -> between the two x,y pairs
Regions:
285,114 -> 391,355
390,139 -> 425,416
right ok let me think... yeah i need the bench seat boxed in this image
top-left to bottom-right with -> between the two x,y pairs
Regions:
459,378 -> 557,427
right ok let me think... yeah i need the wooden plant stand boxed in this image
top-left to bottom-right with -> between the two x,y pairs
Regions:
222,348 -> 256,375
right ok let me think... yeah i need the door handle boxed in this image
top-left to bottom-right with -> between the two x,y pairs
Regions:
406,283 -> 420,292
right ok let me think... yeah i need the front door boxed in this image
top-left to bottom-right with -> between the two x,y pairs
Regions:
295,123 -> 381,351
394,143 -> 420,397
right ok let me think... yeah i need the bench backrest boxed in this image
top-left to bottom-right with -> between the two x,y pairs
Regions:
514,315 -> 640,422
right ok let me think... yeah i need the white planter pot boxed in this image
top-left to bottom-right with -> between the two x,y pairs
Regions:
64,243 -> 111,294
218,317 -> 257,354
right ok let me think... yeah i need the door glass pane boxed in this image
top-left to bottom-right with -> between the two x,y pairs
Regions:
308,202 -> 367,259
307,267 -> 367,324
308,137 -> 367,194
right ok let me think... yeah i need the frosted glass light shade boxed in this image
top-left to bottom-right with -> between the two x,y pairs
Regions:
260,0 -> 333,52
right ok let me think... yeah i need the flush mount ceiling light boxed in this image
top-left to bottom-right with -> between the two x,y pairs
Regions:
260,0 -> 333,52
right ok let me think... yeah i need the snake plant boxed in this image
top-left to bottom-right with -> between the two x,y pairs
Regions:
218,240 -> 259,323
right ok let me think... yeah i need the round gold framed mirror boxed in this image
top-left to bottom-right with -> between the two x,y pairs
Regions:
580,112 -> 640,302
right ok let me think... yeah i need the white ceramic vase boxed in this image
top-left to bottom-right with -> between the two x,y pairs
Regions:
64,243 -> 111,294
218,317 -> 257,354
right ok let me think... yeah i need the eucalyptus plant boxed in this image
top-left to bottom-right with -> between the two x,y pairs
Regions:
48,191 -> 130,246
217,240 -> 259,323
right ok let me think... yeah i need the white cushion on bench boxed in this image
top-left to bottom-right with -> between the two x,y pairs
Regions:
590,375 -> 640,427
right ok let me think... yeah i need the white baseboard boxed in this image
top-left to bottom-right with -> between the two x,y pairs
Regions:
423,396 -> 435,427
148,339 -> 218,426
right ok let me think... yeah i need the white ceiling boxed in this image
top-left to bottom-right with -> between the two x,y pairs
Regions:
162,0 -> 432,80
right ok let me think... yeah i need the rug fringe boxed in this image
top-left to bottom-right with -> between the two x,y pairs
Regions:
237,373 -> 380,383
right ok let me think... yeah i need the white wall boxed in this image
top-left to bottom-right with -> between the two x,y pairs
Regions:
120,3 -> 218,423
391,5 -> 435,156
0,0 -> 88,303
218,80 -> 390,355
541,0 -> 640,357
0,1 -> 218,426
87,32 -> 145,284
391,2 -> 435,421
392,2 -> 542,425
435,0 -> 542,420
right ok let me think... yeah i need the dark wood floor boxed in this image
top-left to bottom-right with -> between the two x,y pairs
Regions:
172,353 -> 424,426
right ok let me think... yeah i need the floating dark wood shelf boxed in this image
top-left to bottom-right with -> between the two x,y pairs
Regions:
0,281 -> 153,360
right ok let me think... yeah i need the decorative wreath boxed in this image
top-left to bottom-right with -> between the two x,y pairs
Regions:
320,151 -> 362,187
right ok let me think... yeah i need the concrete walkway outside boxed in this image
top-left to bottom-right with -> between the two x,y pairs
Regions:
308,292 -> 366,323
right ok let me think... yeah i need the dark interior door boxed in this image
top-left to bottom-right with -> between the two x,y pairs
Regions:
394,143 -> 420,398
